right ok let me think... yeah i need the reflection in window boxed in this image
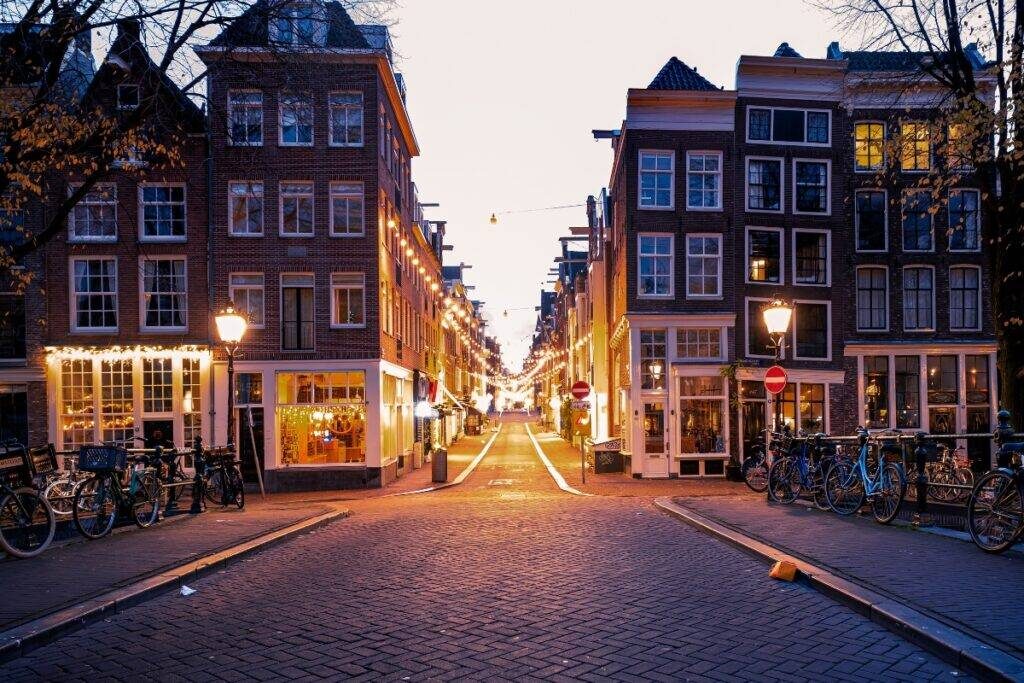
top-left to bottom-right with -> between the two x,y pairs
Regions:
863,356 -> 888,429
678,376 -> 726,454
277,371 -> 367,465
639,330 -> 666,390
894,356 -> 920,428
927,355 -> 958,406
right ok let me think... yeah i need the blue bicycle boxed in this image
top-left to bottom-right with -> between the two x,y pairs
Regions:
767,433 -> 837,509
824,427 -> 907,524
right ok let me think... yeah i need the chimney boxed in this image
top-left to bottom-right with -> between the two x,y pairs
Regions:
586,195 -> 597,229
116,18 -> 141,45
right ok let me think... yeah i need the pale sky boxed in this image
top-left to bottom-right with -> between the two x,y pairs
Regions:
394,0 -> 847,371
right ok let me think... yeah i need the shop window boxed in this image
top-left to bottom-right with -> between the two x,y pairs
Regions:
927,354 -> 959,409
863,356 -> 889,429
965,355 -> 990,406
143,357 -> 173,413
894,356 -> 920,429
799,383 -> 825,433
100,359 -> 134,443
277,371 -> 366,465
235,372 -> 263,405
61,359 -> 94,447
182,358 -> 201,446
678,376 -> 726,455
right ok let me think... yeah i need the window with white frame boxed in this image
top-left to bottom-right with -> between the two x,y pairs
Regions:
856,267 -> 888,331
280,182 -> 314,235
685,234 -> 721,297
638,151 -> 674,209
639,329 -> 666,390
678,376 -> 727,455
99,359 -> 134,443
140,185 -> 185,239
949,266 -> 981,330
900,121 -> 931,171
855,190 -> 887,251
141,258 -> 186,329
903,267 -> 934,330
902,190 -> 933,251
793,231 -> 828,285
331,273 -> 365,327
330,182 -> 364,235
677,328 -> 722,360
746,158 -> 782,212
686,152 -> 721,209
72,258 -> 117,330
143,357 -> 173,413
229,181 -> 263,235
948,189 -> 980,251
747,228 -> 781,284
793,160 -> 829,214
279,94 -> 313,145
746,299 -> 774,357
329,92 -> 364,146
70,185 -> 116,240
229,273 -> 265,327
637,234 -> 673,297
793,302 -> 829,359
228,91 -> 262,146
747,107 -> 830,145
854,121 -> 885,171
182,357 -> 201,446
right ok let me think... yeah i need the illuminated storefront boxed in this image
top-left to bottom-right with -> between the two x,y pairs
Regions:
276,371 -> 367,465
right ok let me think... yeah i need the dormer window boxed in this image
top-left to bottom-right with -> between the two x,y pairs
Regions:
271,3 -> 325,46
117,84 -> 139,110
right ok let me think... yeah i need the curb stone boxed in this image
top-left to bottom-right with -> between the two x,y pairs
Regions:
654,497 -> 1024,682
0,504 -> 350,664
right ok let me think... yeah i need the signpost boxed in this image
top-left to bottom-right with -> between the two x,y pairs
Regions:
570,382 -> 591,483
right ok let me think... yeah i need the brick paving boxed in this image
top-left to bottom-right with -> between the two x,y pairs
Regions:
675,494 -> 1024,660
0,416 -> 966,681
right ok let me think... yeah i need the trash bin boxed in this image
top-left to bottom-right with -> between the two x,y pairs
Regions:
432,448 -> 448,483
592,437 -> 624,474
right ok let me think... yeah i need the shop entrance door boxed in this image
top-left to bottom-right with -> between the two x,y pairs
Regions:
0,386 -> 27,445
642,402 -> 669,478
238,407 -> 265,483
739,381 -> 767,463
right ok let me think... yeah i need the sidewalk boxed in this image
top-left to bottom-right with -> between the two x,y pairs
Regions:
530,427 -> 751,497
673,494 -> 1024,660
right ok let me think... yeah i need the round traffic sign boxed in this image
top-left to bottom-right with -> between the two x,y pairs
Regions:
571,380 -> 591,399
764,366 -> 788,395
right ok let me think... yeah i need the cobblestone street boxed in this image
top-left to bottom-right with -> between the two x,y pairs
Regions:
0,417 -> 968,681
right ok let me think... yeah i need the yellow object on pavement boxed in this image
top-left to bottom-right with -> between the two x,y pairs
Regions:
769,560 -> 798,581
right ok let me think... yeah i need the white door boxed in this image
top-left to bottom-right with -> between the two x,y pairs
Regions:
642,401 -> 670,478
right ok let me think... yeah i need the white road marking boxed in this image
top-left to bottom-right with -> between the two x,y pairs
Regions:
525,423 -> 592,496
392,423 -> 503,495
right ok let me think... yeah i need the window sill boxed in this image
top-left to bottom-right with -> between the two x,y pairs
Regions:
278,142 -> 314,148
330,324 -> 367,330
140,327 -> 188,334
70,328 -> 118,335
68,237 -> 118,244
685,206 -> 723,212
139,236 -> 187,243
228,142 -> 264,148
328,142 -> 365,148
278,233 -> 317,238
637,205 -> 675,212
793,210 -> 831,217
745,207 -> 784,214
329,232 -> 366,238
229,232 -> 265,238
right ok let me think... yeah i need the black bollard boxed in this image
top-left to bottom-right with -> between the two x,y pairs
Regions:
913,432 -> 930,527
189,435 -> 205,514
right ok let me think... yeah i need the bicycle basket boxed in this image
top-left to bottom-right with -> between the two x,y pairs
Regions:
28,444 -> 58,477
0,442 -> 30,488
77,445 -> 128,472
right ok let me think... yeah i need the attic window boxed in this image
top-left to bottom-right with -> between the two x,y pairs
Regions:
118,84 -> 139,110
271,3 -> 326,46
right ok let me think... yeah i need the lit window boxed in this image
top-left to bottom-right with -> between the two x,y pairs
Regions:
228,91 -> 262,146
639,151 -> 674,209
331,273 -> 366,327
856,267 -> 887,331
280,182 -> 314,235
69,185 -> 116,241
329,92 -> 364,146
143,357 -> 173,413
900,121 -> 931,171
678,376 -> 726,454
686,152 -> 721,209
747,229 -> 781,283
894,356 -> 920,429
903,267 -> 934,330
100,359 -> 133,443
637,234 -> 673,296
60,359 -> 94,447
329,182 -> 364,236
685,235 -> 720,297
279,95 -> 313,145
72,258 -> 117,330
229,181 -> 263,236
140,185 -> 185,239
863,356 -> 889,429
854,122 -> 884,171
142,258 -> 187,329
639,329 -> 666,390
182,358 -> 201,446
229,273 -> 265,327
946,123 -> 973,170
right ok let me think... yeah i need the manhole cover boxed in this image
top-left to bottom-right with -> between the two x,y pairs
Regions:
488,479 -> 516,486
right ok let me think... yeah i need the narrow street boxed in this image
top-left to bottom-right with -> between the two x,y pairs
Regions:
0,416 -> 961,682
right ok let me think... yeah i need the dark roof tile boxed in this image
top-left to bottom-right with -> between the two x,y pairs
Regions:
647,56 -> 717,91
209,0 -> 370,49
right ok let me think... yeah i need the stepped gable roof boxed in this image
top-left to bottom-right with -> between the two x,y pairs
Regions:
647,56 -> 717,91
209,0 -> 370,49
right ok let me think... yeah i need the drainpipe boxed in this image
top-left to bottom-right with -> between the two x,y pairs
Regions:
204,89 -> 217,442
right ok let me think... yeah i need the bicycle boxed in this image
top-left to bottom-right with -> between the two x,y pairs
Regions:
825,427 -> 907,524
72,443 -> 162,540
966,440 -> 1024,553
0,440 -> 56,558
203,449 -> 245,509
767,433 -> 838,509
927,444 -> 974,503
41,452 -> 92,517
742,429 -> 792,493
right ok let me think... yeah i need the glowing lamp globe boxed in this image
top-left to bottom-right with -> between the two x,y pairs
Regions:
762,299 -> 793,336
414,400 -> 433,418
215,304 -> 248,345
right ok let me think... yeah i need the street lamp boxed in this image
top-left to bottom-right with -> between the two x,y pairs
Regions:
762,298 -> 792,432
215,303 -> 248,451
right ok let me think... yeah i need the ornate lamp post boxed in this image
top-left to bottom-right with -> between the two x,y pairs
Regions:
215,303 -> 248,451
762,298 -> 793,432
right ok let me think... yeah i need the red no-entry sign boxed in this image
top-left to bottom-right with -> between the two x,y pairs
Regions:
764,366 -> 788,395
571,381 -> 591,399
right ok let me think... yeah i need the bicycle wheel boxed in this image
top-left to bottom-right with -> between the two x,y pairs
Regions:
229,467 -> 245,509
73,474 -> 117,539
204,469 -> 224,505
44,477 -> 77,517
0,488 -> 56,558
742,450 -> 768,493
825,460 -> 865,515
811,460 -> 832,510
133,471 -> 161,528
871,462 -> 906,524
953,467 -> 975,503
767,457 -> 799,504
967,470 -> 1023,553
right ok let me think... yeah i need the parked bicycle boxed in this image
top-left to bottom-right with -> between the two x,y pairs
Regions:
743,429 -> 792,493
767,433 -> 839,509
926,444 -> 974,503
825,427 -> 907,524
966,438 -> 1024,553
203,448 -> 245,509
72,442 -> 162,539
0,440 -> 56,558
41,451 -> 92,517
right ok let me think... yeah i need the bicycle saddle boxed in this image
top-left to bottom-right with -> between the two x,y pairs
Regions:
998,442 -> 1024,454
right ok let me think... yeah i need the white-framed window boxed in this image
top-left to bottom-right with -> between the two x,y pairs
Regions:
745,297 -> 776,359
638,150 -> 674,209
792,159 -> 830,214
639,329 -> 666,390
855,189 -> 887,252
949,265 -> 981,331
279,94 -> 313,145
280,182 -> 314,236
69,185 -> 116,241
900,121 -> 931,171
902,190 -> 934,252
140,258 -> 187,330
854,121 -> 885,171
746,106 -> 830,145
746,227 -> 782,284
228,91 -> 262,146
229,181 -> 263,236
229,273 -> 265,328
117,84 -> 139,110
902,266 -> 935,331
948,189 -> 981,251
745,157 -> 783,213
856,266 -> 888,331
685,152 -> 721,210
330,273 -> 366,327
792,301 -> 830,360
329,92 -> 364,146
637,233 -> 673,297
329,182 -> 364,236
676,328 -> 724,361
677,375 -> 728,456
685,234 -> 721,297
71,257 -> 117,331
793,229 -> 829,286
142,357 -> 174,413
281,273 -> 314,350
139,185 -> 186,240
